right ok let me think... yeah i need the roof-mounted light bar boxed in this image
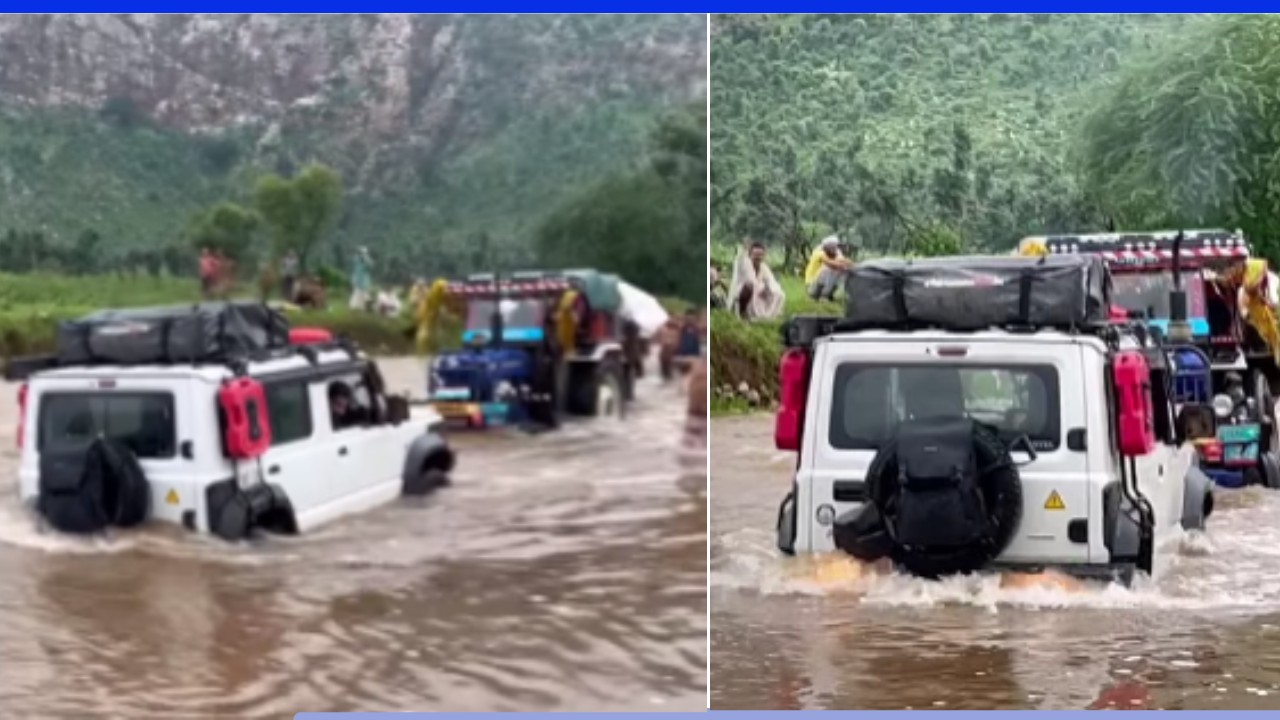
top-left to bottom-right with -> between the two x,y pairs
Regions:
445,278 -> 573,296
1021,229 -> 1250,269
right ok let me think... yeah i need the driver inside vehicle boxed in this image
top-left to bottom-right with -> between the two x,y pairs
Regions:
328,381 -> 371,430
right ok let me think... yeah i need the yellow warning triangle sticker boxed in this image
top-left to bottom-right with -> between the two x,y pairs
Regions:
165,489 -> 179,505
1044,490 -> 1065,511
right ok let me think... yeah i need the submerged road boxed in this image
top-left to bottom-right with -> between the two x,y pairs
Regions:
0,358 -> 707,716
711,414 -> 1280,710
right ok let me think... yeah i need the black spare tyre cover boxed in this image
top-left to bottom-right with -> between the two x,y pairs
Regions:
833,418 -> 1023,578
96,439 -> 151,528
36,438 -> 150,534
38,446 -> 109,534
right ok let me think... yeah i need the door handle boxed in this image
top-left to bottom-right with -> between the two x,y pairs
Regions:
268,465 -> 280,475
338,447 -> 348,456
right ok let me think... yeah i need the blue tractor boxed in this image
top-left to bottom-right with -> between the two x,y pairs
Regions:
425,270 -> 641,429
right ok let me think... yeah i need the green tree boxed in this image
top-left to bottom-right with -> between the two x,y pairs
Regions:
710,14 -> 1195,258
252,163 -> 343,269
1077,14 -> 1280,259
187,202 -> 261,265
536,105 -> 706,303
69,229 -> 103,275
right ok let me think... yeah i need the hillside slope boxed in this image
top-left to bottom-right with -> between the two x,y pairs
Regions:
710,14 -> 1201,259
0,14 -> 706,278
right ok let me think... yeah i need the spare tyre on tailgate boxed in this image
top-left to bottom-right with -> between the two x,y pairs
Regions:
37,438 -> 151,534
833,418 -> 1023,578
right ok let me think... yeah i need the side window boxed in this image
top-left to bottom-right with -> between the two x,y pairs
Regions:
325,373 -> 373,432
264,381 -> 311,446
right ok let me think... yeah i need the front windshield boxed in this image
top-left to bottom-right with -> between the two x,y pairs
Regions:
1112,271 -> 1205,319
464,298 -> 546,331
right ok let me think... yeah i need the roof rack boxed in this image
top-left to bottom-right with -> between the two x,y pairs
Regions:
2,337 -> 363,383
781,312 -> 1159,353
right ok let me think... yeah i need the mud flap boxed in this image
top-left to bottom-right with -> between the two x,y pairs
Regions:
1102,481 -> 1142,564
776,489 -> 797,555
206,480 -> 294,541
832,504 -> 894,562
1181,466 -> 1214,530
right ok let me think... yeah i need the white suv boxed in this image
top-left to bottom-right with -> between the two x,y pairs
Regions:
773,254 -> 1216,584
15,343 -> 454,540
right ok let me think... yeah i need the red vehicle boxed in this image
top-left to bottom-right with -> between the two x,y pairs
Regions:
1021,229 -> 1280,488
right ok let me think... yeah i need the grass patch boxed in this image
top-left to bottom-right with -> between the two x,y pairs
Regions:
0,270 -> 428,359
0,270 -> 679,362
709,274 -> 840,415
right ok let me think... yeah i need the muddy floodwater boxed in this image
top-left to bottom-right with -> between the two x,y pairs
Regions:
711,415 -> 1280,710
0,358 -> 706,717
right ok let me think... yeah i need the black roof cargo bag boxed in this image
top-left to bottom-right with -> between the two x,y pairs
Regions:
843,254 -> 1112,331
56,302 -> 290,366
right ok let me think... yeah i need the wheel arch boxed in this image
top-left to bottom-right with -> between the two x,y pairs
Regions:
401,432 -> 455,487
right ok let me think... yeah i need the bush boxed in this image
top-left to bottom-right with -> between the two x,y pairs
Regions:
99,96 -> 150,130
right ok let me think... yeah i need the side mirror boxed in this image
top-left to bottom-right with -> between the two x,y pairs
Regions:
1177,405 -> 1216,442
1009,433 -> 1039,467
385,395 -> 410,425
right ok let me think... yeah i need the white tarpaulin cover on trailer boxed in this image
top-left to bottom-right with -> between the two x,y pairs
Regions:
617,281 -> 669,338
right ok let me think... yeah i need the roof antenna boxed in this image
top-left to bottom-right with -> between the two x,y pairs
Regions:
490,268 -> 504,349
1167,229 -> 1192,344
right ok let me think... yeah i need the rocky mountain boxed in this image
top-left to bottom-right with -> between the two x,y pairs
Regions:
0,14 -> 706,277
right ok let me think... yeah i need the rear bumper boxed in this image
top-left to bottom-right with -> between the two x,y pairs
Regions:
1204,467 -> 1248,488
988,561 -> 1137,587
428,401 -> 512,428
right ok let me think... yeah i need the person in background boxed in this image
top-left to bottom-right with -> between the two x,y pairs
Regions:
349,246 -> 373,311
729,239 -> 785,321
805,235 -> 853,302
677,308 -> 701,361
214,250 -> 235,298
199,247 -> 217,299
280,250 -> 299,302
658,317 -> 680,381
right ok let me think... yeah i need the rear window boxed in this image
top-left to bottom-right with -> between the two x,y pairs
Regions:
38,392 -> 176,459
828,363 -> 1061,452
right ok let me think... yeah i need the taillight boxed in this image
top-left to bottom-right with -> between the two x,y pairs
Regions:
775,348 -> 809,451
1198,439 -> 1223,464
16,382 -> 28,449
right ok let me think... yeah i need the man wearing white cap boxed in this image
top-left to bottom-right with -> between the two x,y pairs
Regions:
805,234 -> 853,301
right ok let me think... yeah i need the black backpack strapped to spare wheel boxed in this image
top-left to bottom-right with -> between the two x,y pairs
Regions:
833,418 -> 1023,578
37,437 -> 151,534
56,302 -> 290,366
841,253 -> 1111,331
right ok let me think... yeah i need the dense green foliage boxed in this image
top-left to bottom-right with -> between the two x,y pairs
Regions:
187,203 -> 261,264
536,105 -> 706,302
1078,14 -> 1280,261
252,164 -> 343,268
0,15 -> 704,290
710,14 -> 1201,266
